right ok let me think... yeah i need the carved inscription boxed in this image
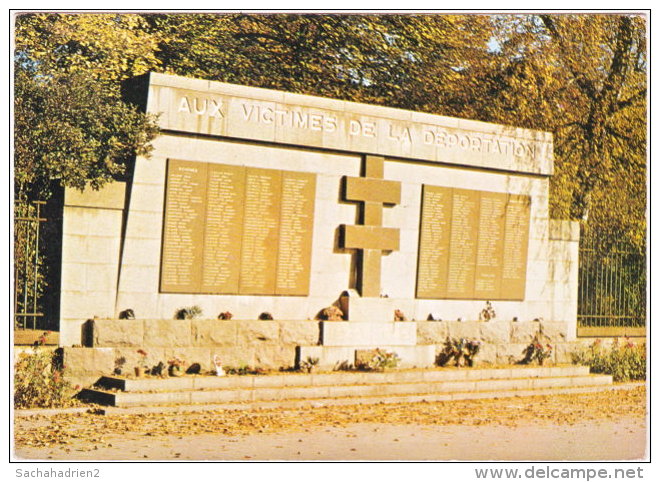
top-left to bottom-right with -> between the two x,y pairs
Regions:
161,160 -> 207,293
236,98 -> 538,157
200,164 -> 245,293
166,90 -> 553,176
416,186 -> 452,299
446,189 -> 480,299
474,192 -> 507,299
416,186 -> 530,300
276,172 -> 316,295
241,104 -> 338,132
239,168 -> 282,295
501,195 -> 531,300
160,159 -> 316,296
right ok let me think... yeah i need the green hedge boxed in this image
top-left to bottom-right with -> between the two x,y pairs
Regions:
572,339 -> 646,382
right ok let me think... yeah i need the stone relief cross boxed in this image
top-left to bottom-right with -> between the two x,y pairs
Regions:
339,155 -> 401,297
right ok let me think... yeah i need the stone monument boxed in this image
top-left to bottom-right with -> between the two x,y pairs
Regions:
58,72 -> 579,381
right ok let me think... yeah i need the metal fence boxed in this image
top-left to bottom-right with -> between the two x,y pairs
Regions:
13,200 -> 46,330
577,239 -> 646,330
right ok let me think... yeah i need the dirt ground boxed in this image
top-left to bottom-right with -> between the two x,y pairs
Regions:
14,385 -> 647,461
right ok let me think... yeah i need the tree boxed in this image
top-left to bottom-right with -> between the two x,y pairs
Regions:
13,13 -> 162,330
14,68 -> 158,201
15,13 -> 646,247
14,12 -> 646,247
14,13 -> 161,200
143,13 -> 493,109
457,14 -> 646,253
540,14 -> 646,252
149,13 -> 646,252
13,12 -> 646,332
14,13 -> 161,86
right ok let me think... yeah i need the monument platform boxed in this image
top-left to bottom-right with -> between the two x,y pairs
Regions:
78,365 -> 614,408
60,317 -> 583,387
320,321 -> 417,346
53,73 -> 584,402
297,344 -> 436,370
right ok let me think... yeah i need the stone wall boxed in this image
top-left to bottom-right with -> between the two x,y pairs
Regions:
416,320 -> 570,365
63,319 -> 322,386
57,73 -> 579,348
59,145 -> 579,345
59,183 -> 126,345
547,220 -> 580,341
61,318 -> 587,387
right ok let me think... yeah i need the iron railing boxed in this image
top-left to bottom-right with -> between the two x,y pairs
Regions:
13,200 -> 46,330
577,239 -> 646,329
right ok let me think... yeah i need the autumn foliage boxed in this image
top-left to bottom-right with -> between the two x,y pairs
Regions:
14,348 -> 79,409
14,13 -> 646,257
572,339 -> 646,382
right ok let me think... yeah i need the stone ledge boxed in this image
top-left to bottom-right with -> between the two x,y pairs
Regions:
549,219 -> 580,242
60,340 -> 595,389
88,319 -> 144,347
14,330 -> 59,346
87,319 -> 323,349
64,182 -> 126,210
416,320 -> 565,345
298,345 -> 436,369
320,321 -> 417,346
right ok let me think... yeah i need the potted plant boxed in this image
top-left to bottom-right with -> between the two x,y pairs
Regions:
436,338 -> 481,367
113,356 -> 127,376
300,356 -> 320,373
174,306 -> 203,320
463,339 -> 482,367
521,339 -> 553,365
135,349 -> 148,377
479,301 -> 496,322
358,349 -> 400,372
168,357 -> 186,377
394,309 -> 407,321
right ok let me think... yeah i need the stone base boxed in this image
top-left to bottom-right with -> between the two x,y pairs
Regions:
297,345 -> 436,370
320,321 -> 417,346
55,318 -> 586,387
338,290 -> 415,322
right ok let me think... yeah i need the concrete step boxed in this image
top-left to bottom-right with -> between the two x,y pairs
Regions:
93,365 -> 591,392
298,344 -> 436,368
97,382 -> 642,416
78,366 -> 612,408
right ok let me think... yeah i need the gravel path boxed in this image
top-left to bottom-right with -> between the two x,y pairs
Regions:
14,385 -> 647,461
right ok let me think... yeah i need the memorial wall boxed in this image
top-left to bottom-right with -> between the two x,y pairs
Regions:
58,73 -> 581,347
161,159 -> 316,296
416,185 -> 530,300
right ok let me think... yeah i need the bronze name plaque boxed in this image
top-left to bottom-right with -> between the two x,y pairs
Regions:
161,160 -> 208,293
416,185 -> 531,300
161,159 -> 316,296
